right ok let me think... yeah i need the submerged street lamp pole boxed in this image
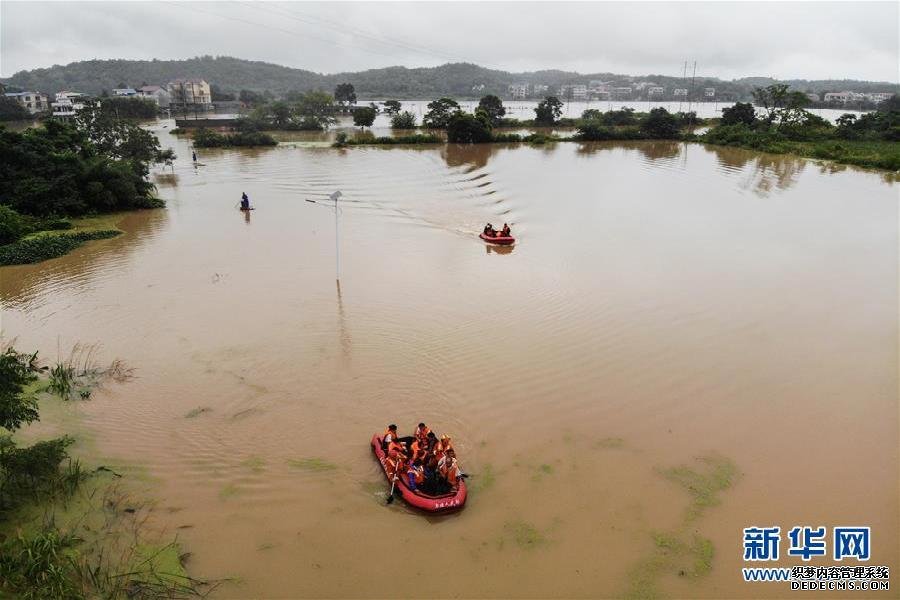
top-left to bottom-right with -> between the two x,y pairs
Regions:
331,190 -> 343,281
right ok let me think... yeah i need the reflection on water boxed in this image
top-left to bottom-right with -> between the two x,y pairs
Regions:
1,120 -> 896,599
705,145 -> 808,196
485,243 -> 515,255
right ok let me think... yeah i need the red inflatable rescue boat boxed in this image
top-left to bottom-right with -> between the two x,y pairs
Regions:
371,435 -> 467,513
480,232 -> 515,245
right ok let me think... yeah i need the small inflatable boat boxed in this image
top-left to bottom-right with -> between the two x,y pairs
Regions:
371,435 -> 467,513
480,232 -> 515,245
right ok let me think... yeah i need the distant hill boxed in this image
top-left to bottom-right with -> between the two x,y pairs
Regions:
3,55 -> 897,101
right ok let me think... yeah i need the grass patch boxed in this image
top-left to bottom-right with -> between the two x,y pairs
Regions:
241,456 -> 265,472
503,520 -> 546,549
623,454 -> 739,599
594,437 -> 625,449
343,133 -> 444,146
659,454 -> 739,522
184,406 -> 212,418
286,457 -> 338,472
0,230 -> 121,266
467,463 -> 496,493
218,484 -> 239,500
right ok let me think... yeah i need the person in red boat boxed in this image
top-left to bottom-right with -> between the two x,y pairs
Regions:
483,223 -> 496,237
414,422 -> 431,446
406,459 -> 425,491
500,223 -> 511,237
439,448 -> 462,488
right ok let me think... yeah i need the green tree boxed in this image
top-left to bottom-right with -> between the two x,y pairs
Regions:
0,348 -> 39,432
752,84 -> 790,124
0,97 -> 29,122
75,101 -> 172,164
391,111 -> 417,129
383,100 -> 402,116
268,100 -> 294,128
423,98 -> 461,128
446,112 -> 493,143
353,106 -> 377,128
296,91 -> 337,129
477,95 -> 506,126
334,83 -> 357,109
640,107 -> 680,138
534,96 -> 563,125
721,102 -> 756,126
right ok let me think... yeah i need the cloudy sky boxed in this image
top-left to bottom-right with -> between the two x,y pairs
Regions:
1,1 -> 897,81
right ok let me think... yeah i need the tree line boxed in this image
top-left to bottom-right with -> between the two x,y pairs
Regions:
0,101 -> 174,247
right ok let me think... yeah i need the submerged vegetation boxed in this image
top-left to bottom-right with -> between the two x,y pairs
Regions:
624,454 -> 740,600
0,344 -> 206,598
192,127 -> 277,148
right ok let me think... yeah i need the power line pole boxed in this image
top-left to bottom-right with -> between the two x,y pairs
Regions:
689,61 -> 697,113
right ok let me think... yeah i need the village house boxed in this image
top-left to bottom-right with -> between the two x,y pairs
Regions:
167,78 -> 212,110
138,85 -> 171,108
4,91 -> 49,114
51,91 -> 87,120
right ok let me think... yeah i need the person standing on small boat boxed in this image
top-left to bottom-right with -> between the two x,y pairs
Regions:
192,150 -> 197,163
240,192 -> 250,211
483,223 -> 496,237
501,223 -> 511,237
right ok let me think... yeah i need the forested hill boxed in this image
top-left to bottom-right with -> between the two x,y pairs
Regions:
2,55 -> 897,100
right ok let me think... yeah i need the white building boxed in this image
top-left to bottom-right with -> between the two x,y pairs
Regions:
51,91 -> 87,119
532,84 -> 549,95
612,87 -> 632,98
559,85 -> 587,100
508,83 -> 528,99
648,86 -> 665,96
4,91 -> 49,114
113,88 -> 138,97
673,88 -> 688,97
704,88 -> 715,97
167,79 -> 212,109
870,92 -> 894,103
138,85 -> 171,108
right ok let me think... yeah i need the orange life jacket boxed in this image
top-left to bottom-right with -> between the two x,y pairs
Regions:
383,428 -> 398,445
433,439 -> 453,460
387,442 -> 406,460
385,456 -> 401,480
441,457 -> 460,486
415,426 -> 431,445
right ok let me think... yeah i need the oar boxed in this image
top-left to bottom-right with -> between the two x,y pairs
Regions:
386,473 -> 399,504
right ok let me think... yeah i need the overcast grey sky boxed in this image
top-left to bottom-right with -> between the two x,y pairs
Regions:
1,1 -> 897,81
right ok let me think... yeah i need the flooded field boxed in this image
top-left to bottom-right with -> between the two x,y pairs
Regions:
1,122 -> 897,598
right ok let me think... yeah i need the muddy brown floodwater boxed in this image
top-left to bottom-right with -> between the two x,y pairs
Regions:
1,121 -> 897,599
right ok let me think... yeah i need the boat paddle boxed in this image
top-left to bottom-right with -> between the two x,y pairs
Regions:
386,473 -> 399,505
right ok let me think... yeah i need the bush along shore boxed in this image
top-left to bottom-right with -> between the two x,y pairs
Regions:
175,87 -> 899,171
0,101 -> 174,266
0,343 -> 214,598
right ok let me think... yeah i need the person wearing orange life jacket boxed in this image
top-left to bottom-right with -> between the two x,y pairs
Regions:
433,434 -> 454,461
406,459 -> 425,491
414,422 -> 431,446
408,437 -> 428,465
382,424 -> 400,452
439,448 -> 462,488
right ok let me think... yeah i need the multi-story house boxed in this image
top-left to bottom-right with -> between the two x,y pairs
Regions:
51,91 -> 87,120
4,91 -> 49,114
167,79 -> 212,110
138,85 -> 171,108
508,84 -> 528,99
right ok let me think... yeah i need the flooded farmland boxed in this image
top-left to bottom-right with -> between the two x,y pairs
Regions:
1,122 -> 897,598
